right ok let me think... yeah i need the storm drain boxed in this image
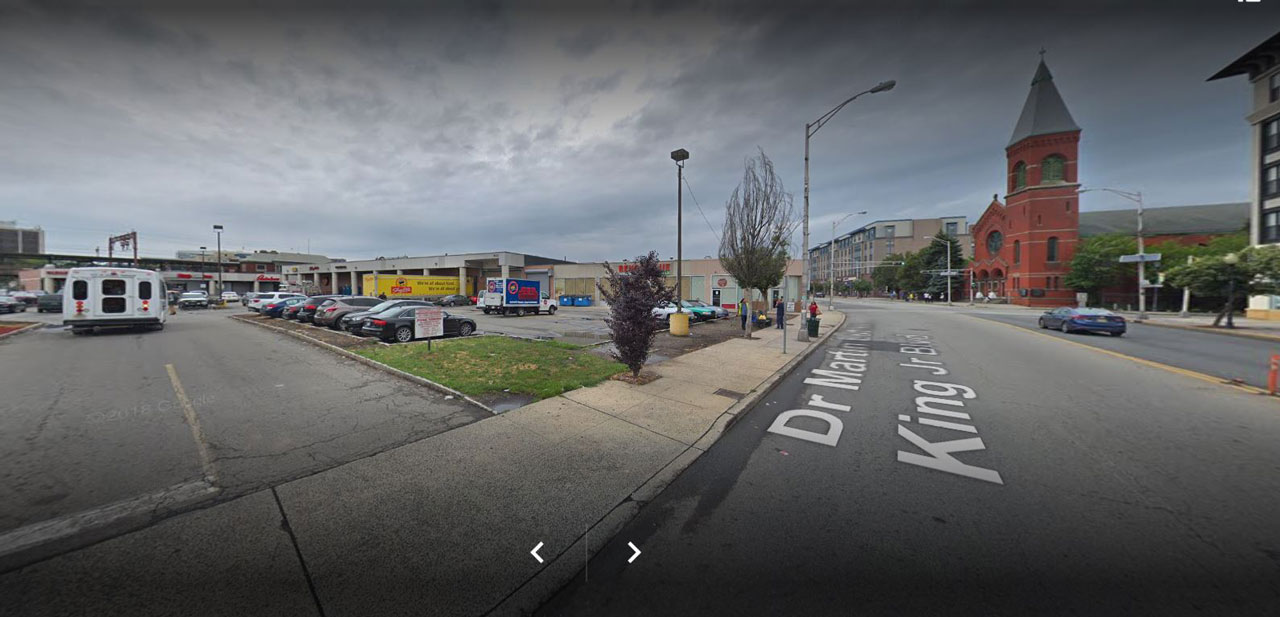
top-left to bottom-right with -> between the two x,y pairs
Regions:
714,388 -> 746,400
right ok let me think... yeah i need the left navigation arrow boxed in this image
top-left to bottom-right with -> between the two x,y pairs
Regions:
530,541 -> 545,564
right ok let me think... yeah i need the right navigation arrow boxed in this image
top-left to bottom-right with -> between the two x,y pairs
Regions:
627,541 -> 641,564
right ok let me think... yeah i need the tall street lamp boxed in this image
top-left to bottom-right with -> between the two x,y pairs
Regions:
199,246 -> 207,277
924,235 -> 954,305
670,148 -> 690,337
1079,187 -> 1146,319
829,211 -> 866,310
1223,252 -> 1239,329
213,224 -> 224,300
801,79 -> 895,340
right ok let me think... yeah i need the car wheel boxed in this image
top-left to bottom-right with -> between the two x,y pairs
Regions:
329,319 -> 342,330
1112,331 -> 1124,337
1060,321 -> 1070,334
459,323 -> 474,336
548,306 -> 557,315
516,308 -> 526,317
1037,318 -> 1046,329
395,326 -> 413,343
482,308 -> 490,315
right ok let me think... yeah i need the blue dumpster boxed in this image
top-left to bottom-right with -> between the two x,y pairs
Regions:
575,296 -> 592,307
559,295 -> 571,305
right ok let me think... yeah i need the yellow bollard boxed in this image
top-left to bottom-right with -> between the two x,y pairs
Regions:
669,311 -> 690,337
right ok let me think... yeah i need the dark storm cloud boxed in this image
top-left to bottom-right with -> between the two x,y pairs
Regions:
1,0 -> 1277,261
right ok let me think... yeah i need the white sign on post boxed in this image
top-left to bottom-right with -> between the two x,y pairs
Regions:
414,307 -> 444,339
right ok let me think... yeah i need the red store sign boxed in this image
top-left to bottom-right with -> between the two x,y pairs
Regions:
256,274 -> 280,282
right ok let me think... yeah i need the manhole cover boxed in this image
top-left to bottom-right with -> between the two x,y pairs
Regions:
714,388 -> 746,400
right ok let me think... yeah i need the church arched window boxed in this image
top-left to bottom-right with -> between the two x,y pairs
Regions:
1012,162 -> 1027,191
1047,236 -> 1060,262
1041,155 -> 1066,184
1013,240 -> 1021,264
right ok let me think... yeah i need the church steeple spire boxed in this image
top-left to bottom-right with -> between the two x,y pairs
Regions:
1008,55 -> 1080,147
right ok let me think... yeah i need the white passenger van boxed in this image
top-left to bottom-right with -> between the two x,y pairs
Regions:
63,267 -> 168,333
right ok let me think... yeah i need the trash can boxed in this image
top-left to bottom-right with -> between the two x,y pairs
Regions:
806,317 -> 820,337
575,296 -> 592,307
559,295 -> 571,305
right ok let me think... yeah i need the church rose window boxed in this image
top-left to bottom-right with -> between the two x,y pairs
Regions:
1041,155 -> 1065,183
986,230 -> 1003,255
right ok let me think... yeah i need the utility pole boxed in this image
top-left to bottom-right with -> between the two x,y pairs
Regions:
1135,192 -> 1147,320
829,211 -> 865,310
1179,255 -> 1193,317
214,224 -> 224,300
670,149 -> 689,336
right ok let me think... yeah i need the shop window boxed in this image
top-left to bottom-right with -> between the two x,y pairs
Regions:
1047,237 -> 1060,262
1041,155 -> 1066,184
1012,162 -> 1027,191
1013,240 -> 1021,264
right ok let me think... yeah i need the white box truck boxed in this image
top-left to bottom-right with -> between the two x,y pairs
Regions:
482,278 -> 557,316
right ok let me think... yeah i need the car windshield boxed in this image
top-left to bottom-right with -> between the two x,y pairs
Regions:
180,292 -> 203,298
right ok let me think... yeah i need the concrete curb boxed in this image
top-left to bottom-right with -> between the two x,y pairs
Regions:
1134,319 -> 1280,344
0,321 -> 43,341
229,315 -> 495,414
486,310 -> 848,616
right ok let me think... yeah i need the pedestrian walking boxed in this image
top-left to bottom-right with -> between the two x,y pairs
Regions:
775,299 -> 785,329
378,293 -> 387,300
808,300 -> 820,319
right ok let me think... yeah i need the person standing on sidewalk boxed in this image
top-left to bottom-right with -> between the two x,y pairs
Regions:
739,300 -> 748,330
775,299 -> 785,329
808,300 -> 820,320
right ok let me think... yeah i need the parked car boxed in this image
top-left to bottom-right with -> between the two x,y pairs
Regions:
178,291 -> 209,309
360,305 -> 476,343
340,299 -> 434,333
314,296 -> 384,329
11,291 -> 38,305
438,294 -> 473,307
680,300 -> 719,321
1039,307 -> 1126,336
261,296 -> 304,318
0,295 -> 26,313
282,302 -> 305,320
651,301 -> 681,321
295,295 -> 348,323
247,292 -> 303,312
241,292 -> 256,307
36,293 -> 63,313
688,299 -> 729,319
220,291 -> 240,303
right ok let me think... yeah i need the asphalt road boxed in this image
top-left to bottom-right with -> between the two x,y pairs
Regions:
538,299 -> 1280,615
0,308 -> 488,564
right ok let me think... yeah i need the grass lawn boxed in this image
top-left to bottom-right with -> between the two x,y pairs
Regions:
0,322 -> 36,335
354,335 -> 625,400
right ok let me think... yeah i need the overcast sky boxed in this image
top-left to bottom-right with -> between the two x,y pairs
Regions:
2,0 -> 1277,262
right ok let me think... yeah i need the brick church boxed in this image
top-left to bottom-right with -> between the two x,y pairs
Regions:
970,57 -> 1082,307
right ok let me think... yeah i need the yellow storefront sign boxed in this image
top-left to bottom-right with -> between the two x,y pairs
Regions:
362,274 -> 460,297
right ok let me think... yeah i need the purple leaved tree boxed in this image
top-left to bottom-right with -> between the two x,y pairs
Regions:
597,251 -> 676,378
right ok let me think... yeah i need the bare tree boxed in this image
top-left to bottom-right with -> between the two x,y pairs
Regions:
718,148 -> 798,339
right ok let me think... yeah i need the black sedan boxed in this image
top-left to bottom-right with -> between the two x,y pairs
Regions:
0,295 -> 26,313
438,294 -> 474,307
1039,307 -> 1126,336
341,299 -> 433,333
360,306 -> 476,343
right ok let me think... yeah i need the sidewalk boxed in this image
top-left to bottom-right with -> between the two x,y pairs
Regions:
1,311 -> 845,617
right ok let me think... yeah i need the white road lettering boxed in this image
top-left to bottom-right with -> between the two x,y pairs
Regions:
808,394 -> 851,412
767,409 -> 844,447
897,425 -> 1003,485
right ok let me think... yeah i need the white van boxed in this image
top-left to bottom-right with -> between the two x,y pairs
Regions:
63,267 -> 168,333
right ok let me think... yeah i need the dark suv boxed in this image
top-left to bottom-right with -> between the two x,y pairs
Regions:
314,296 -> 383,329
295,295 -> 348,324
37,293 -> 63,313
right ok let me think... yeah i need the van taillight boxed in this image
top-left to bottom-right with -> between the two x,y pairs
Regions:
141,300 -> 150,312
75,300 -> 84,314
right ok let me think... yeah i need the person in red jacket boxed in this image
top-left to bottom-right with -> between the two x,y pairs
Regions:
808,300 -> 820,319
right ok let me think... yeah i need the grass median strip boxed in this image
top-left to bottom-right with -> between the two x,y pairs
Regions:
353,336 -> 625,400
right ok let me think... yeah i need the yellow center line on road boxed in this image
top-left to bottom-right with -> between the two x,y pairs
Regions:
165,363 -> 221,485
964,314 -> 1274,399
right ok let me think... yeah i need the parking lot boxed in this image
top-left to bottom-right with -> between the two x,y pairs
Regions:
0,306 -> 490,567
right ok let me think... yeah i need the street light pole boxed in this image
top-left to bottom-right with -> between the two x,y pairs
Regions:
1179,255 -> 1193,317
829,211 -> 866,310
670,149 -> 689,334
1079,187 -> 1146,319
213,225 -> 224,301
801,79 -> 895,341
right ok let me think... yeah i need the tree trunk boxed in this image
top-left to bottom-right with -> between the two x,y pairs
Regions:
1213,303 -> 1229,328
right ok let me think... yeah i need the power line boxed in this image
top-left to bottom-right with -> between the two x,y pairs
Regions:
682,173 -> 721,242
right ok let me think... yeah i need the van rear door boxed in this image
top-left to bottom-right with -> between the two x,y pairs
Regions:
97,273 -> 135,316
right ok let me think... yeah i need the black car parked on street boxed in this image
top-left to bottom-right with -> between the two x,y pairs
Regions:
360,306 -> 476,343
